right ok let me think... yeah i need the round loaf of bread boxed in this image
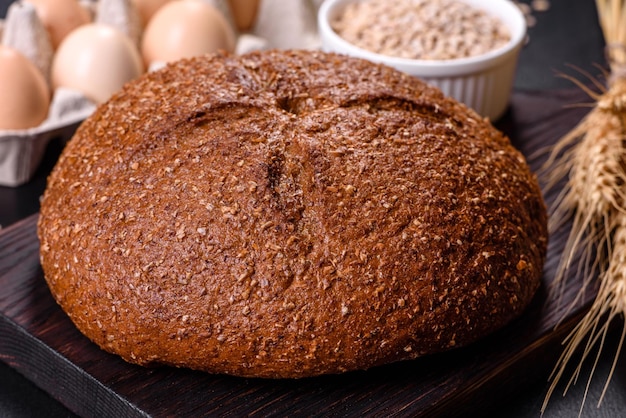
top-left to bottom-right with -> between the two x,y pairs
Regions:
38,50 -> 547,378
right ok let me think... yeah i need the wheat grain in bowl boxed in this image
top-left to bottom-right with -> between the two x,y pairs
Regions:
331,0 -> 511,60
318,0 -> 526,121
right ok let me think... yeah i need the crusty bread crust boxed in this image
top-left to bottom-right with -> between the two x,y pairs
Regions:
38,50 -> 547,378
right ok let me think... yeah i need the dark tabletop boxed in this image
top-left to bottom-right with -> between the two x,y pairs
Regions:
0,0 -> 622,417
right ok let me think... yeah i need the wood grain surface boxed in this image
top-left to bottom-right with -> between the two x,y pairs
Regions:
0,89 -> 596,417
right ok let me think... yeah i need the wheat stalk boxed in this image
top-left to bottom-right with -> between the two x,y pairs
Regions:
541,0 -> 626,415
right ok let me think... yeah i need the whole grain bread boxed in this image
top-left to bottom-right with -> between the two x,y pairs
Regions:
38,50 -> 547,378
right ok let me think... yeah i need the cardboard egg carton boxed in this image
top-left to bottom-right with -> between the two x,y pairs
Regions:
0,0 -> 139,187
0,0 -> 320,187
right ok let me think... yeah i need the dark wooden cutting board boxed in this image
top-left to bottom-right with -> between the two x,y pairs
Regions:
0,89 -> 596,417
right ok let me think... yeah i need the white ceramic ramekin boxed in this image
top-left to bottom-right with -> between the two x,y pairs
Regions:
318,0 -> 527,121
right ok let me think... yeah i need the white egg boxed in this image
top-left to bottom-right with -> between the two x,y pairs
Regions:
141,0 -> 236,68
51,23 -> 144,104
0,46 -> 50,130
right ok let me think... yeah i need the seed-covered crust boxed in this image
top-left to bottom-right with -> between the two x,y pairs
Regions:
38,50 -> 547,378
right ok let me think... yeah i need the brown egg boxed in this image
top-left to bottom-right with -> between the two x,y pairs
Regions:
0,46 -> 50,130
132,0 -> 171,28
28,0 -> 91,49
141,0 -> 236,68
228,0 -> 260,31
52,24 -> 144,104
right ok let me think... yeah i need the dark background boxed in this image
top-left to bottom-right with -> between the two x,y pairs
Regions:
0,0 -> 622,417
